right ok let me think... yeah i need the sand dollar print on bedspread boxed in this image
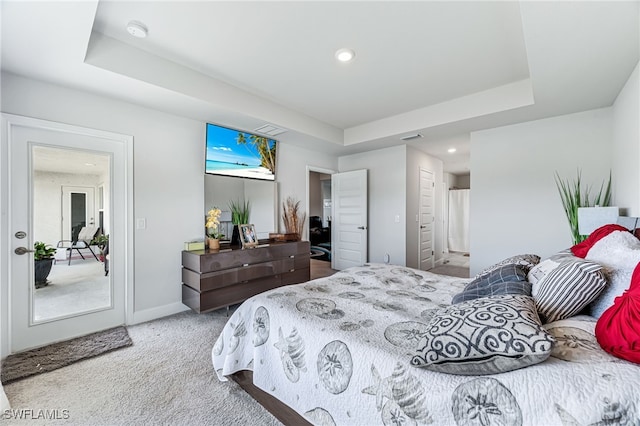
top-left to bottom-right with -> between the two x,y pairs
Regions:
546,325 -> 614,363
317,340 -> 353,394
296,297 -> 345,320
252,306 -> 270,347
451,377 -> 522,426
384,321 -> 430,353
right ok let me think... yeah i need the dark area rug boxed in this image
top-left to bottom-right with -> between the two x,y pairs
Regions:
1,326 -> 132,385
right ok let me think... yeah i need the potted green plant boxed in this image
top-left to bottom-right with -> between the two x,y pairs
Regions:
555,170 -> 612,244
229,199 -> 250,246
91,234 -> 109,260
34,241 -> 57,288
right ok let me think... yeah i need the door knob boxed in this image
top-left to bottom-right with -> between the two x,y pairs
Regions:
15,247 -> 35,255
357,226 -> 367,230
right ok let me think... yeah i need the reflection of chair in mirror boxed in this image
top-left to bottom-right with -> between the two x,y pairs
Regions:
55,226 -> 100,265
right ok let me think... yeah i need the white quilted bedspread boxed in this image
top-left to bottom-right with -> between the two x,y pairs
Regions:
212,263 -> 640,426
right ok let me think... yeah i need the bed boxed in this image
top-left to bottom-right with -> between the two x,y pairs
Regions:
213,234 -> 640,425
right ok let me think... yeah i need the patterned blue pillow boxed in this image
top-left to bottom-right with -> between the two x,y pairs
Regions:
411,295 -> 554,375
474,254 -> 540,279
452,264 -> 530,304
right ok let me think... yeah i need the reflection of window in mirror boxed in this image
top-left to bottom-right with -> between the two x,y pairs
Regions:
204,175 -> 278,240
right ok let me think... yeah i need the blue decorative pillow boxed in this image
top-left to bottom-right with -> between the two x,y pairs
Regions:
452,264 -> 530,304
474,254 -> 540,279
411,295 -> 554,375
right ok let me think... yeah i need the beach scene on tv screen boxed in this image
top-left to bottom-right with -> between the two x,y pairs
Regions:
206,123 -> 276,180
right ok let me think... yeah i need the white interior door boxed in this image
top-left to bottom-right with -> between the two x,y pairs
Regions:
6,117 -> 128,353
331,169 -> 368,270
419,168 -> 435,270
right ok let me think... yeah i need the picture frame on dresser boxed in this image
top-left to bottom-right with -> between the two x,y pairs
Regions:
239,224 -> 258,248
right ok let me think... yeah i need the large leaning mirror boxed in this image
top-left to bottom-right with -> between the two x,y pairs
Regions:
204,174 -> 278,240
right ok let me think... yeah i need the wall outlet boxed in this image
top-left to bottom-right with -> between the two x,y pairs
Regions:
394,215 -> 400,223
136,218 -> 146,229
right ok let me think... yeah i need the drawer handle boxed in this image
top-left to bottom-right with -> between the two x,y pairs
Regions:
289,255 -> 295,258
242,263 -> 249,267
290,269 -> 295,272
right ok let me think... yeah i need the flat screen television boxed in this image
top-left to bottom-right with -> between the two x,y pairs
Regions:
205,123 -> 277,181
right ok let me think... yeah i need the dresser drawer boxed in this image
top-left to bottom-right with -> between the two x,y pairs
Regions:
183,275 -> 284,313
281,268 -> 310,286
182,240 -> 311,313
280,241 -> 310,257
183,260 -> 284,292
183,247 -> 279,273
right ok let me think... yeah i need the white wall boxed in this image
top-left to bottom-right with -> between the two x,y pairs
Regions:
470,108 -> 613,275
339,146 -> 407,265
406,146 -> 445,268
2,72 -> 204,319
277,143 -> 338,234
1,73 -> 343,322
612,62 -> 640,216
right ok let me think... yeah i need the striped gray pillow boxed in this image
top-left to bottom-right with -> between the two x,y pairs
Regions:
533,259 -> 607,323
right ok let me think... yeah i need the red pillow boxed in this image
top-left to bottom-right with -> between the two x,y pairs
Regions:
595,262 -> 640,364
571,224 -> 629,258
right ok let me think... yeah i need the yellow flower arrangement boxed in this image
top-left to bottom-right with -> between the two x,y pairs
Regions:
206,207 -> 224,239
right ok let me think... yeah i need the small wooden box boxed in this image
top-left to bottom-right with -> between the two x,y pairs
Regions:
268,233 -> 299,242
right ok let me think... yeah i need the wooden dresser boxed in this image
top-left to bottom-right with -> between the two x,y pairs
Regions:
181,241 -> 310,313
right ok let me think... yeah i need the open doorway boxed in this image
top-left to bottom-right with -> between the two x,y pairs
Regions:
308,170 -> 332,262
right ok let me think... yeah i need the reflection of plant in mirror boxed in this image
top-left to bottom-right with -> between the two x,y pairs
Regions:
555,169 -> 612,245
206,207 -> 224,239
236,133 -> 276,174
91,234 -> 109,250
33,241 -> 56,261
229,200 -> 250,225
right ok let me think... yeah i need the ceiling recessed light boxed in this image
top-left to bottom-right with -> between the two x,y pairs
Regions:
126,20 -> 148,38
447,148 -> 457,153
335,48 -> 355,63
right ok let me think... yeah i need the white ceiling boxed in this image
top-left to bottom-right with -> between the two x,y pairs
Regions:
33,146 -> 109,176
1,1 -> 638,174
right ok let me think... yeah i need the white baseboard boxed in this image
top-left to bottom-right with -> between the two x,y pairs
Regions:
130,302 -> 190,325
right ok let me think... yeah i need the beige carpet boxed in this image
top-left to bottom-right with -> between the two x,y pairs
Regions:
3,310 -> 281,425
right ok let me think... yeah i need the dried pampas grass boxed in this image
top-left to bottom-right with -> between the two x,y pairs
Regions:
282,197 -> 306,240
